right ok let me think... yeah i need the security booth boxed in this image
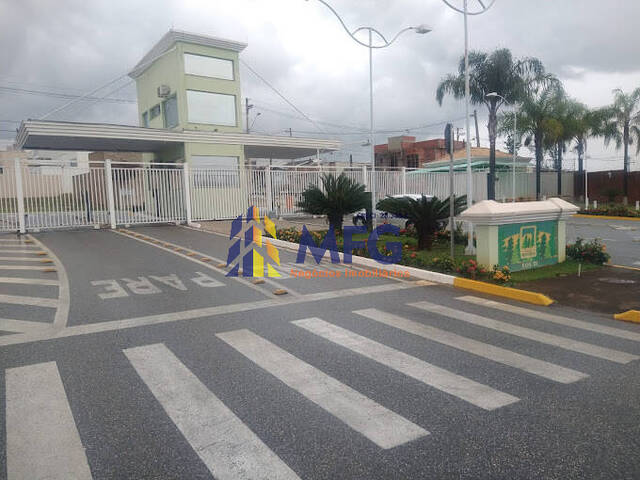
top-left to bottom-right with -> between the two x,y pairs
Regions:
459,198 -> 579,271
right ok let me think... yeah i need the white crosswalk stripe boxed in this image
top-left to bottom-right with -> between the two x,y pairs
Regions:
5,362 -> 93,480
353,308 -> 588,384
125,343 -> 300,480
0,276 -> 59,286
410,301 -> 639,364
458,296 -> 640,342
0,294 -> 58,308
292,317 -> 519,410
217,328 -> 429,449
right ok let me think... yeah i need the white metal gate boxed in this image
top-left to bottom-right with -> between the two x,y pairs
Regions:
2,159 -> 188,232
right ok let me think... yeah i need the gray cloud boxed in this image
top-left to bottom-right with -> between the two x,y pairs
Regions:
1,0 -> 639,169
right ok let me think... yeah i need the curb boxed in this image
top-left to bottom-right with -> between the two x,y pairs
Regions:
574,214 -> 640,222
613,310 -> 640,323
267,237 -> 455,285
452,278 -> 554,306
191,225 -> 555,307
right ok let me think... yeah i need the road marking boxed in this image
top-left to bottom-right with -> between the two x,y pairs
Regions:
6,362 -> 93,480
410,301 -> 639,364
458,296 -> 640,343
0,318 -> 54,333
353,308 -> 587,384
293,318 -> 519,410
0,256 -> 50,262
217,329 -> 428,448
0,282 -> 419,348
0,239 -> 29,244
0,294 -> 58,308
0,276 -> 59,286
0,249 -> 41,253
125,343 -> 300,480
112,230 -> 297,298
0,265 -> 53,270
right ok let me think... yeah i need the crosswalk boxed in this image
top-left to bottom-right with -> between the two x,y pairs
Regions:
0,235 -> 61,333
3,297 -> 640,479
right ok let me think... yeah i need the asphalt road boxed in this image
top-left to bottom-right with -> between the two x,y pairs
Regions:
567,216 -> 640,268
1,225 -> 640,479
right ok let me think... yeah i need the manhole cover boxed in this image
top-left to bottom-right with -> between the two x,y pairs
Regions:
598,277 -> 637,284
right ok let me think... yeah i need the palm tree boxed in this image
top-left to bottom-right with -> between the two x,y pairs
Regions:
602,88 -> 640,199
501,80 -> 565,200
436,48 -> 550,200
297,173 -> 369,233
376,195 -> 467,250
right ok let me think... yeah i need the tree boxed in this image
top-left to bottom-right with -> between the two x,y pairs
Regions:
436,48 -> 550,200
500,80 -> 565,200
602,88 -> 640,199
376,195 -> 467,250
297,173 -> 368,233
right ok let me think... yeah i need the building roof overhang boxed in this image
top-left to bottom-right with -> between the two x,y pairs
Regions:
16,120 -> 341,160
129,29 -> 248,79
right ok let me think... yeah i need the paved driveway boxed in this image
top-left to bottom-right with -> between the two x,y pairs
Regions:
567,216 -> 640,268
1,225 -> 640,479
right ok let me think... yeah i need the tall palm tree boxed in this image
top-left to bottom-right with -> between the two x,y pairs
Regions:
500,81 -> 565,200
602,88 -> 640,199
436,48 -> 550,200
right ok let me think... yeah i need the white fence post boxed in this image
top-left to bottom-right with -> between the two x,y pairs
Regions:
401,167 -> 407,195
362,164 -> 368,189
265,165 -> 273,214
105,159 -> 117,229
182,163 -> 192,225
14,158 -> 25,234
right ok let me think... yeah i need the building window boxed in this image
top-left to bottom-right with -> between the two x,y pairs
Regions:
190,155 -> 239,187
163,95 -> 179,128
407,154 -> 419,169
184,53 -> 234,80
186,90 -> 236,126
142,111 -> 149,127
149,104 -> 161,119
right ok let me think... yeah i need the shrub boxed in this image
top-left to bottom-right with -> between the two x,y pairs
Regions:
456,258 -> 489,279
491,265 -> 512,284
276,227 -> 301,243
430,256 -> 456,273
566,238 -> 610,264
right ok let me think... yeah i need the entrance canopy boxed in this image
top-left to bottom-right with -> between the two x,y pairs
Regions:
16,120 -> 341,159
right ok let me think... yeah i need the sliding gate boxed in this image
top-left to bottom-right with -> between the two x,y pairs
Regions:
1,160 -> 188,233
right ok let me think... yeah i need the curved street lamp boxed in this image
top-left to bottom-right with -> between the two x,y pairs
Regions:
306,0 -> 432,227
441,0 -> 496,254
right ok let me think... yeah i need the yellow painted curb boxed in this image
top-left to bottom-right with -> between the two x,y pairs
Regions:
574,214 -> 640,222
614,310 -> 640,323
453,277 -> 554,306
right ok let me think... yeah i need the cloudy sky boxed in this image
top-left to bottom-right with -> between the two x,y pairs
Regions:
1,0 -> 639,171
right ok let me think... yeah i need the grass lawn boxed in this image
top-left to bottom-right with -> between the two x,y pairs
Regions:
510,259 -> 602,284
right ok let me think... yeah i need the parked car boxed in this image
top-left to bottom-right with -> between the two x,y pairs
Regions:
352,194 -> 434,227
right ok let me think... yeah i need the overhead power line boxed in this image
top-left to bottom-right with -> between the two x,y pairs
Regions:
0,85 -> 135,104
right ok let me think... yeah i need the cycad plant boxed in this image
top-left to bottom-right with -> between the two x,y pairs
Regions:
297,173 -> 368,233
376,195 -> 467,250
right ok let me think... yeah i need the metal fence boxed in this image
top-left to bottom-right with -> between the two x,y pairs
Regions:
1,159 -> 576,233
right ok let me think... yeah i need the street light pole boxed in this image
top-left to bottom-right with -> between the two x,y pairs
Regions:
441,0 -> 496,252
486,92 -> 518,202
306,0 -> 431,229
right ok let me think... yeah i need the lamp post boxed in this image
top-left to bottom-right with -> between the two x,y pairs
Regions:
486,92 -> 518,202
441,0 -> 496,253
306,0 -> 431,228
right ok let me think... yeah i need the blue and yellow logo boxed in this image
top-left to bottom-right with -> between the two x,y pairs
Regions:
226,206 -> 281,277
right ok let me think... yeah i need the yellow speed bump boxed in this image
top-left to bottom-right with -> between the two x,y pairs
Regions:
453,277 -> 554,306
42,268 -> 57,273
200,257 -> 211,262
614,310 -> 640,323
217,263 -> 227,268
252,279 -> 266,285
39,259 -> 53,264
36,251 -> 47,256
273,289 -> 288,295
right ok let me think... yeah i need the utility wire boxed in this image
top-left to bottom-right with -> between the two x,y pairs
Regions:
0,85 -> 135,104
240,59 -> 327,134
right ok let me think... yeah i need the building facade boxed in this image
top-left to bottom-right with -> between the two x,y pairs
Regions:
374,136 -> 466,169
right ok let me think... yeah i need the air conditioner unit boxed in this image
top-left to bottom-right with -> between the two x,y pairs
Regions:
157,85 -> 171,98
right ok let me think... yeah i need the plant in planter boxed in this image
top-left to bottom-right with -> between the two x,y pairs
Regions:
297,173 -> 369,234
376,195 -> 467,250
